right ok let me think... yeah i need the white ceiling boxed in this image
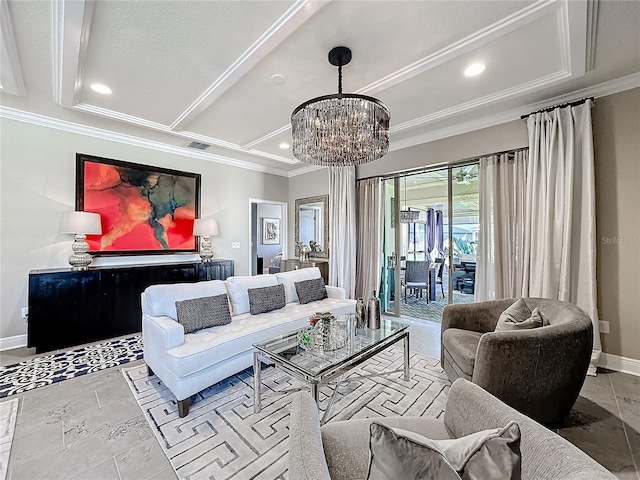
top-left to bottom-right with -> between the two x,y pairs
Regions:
1,0 -> 639,177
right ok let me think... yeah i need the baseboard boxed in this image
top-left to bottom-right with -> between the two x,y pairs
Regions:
598,353 -> 640,377
0,334 -> 27,352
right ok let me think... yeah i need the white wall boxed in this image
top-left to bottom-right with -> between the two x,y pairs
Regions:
0,118 -> 288,340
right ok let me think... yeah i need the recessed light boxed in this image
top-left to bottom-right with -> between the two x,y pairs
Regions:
464,63 -> 485,77
279,142 -> 290,149
271,74 -> 286,85
90,83 -> 112,95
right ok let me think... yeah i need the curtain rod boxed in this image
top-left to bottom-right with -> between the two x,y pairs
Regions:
520,96 -> 594,119
356,146 -> 528,183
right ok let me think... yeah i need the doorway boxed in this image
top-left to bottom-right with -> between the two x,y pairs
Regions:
381,163 -> 478,321
248,199 -> 287,276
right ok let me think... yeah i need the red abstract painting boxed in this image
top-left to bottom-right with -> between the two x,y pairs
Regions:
76,154 -> 200,255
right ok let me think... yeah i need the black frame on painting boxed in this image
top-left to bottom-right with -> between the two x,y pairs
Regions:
76,153 -> 201,256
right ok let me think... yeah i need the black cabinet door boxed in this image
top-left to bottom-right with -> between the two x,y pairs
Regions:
197,260 -> 234,281
28,270 -> 101,352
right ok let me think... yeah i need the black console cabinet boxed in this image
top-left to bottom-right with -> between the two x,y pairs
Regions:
28,260 -> 234,353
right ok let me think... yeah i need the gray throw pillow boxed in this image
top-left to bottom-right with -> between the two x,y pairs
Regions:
529,307 -> 550,327
495,299 -> 549,332
367,421 -> 521,480
247,283 -> 286,315
294,277 -> 328,304
175,294 -> 231,334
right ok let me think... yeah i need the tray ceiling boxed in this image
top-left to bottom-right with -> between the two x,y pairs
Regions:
1,0 -> 639,176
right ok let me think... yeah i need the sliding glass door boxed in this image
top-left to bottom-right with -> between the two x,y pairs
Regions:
381,162 -> 478,321
448,165 -> 479,306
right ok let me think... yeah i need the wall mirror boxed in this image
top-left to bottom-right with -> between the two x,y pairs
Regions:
295,194 -> 329,258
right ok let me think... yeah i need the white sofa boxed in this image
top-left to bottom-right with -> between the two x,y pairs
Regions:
142,267 -> 356,417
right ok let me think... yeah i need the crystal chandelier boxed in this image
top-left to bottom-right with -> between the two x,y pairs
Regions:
291,47 -> 390,166
400,176 -> 420,223
400,209 -> 420,223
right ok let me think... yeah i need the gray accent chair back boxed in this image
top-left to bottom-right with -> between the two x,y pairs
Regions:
288,378 -> 615,480
441,298 -> 593,424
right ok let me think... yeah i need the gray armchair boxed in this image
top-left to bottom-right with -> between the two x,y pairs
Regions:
268,252 -> 283,274
288,378 -> 615,480
441,298 -> 593,424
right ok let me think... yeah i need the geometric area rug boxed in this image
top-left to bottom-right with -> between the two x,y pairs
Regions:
122,347 -> 450,479
0,335 -> 143,399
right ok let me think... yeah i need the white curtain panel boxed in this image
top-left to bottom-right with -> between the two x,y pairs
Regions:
355,178 -> 383,301
525,100 -> 601,375
329,166 -> 357,298
475,150 -> 528,301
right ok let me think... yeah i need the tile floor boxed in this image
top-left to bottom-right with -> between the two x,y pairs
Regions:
0,317 -> 638,480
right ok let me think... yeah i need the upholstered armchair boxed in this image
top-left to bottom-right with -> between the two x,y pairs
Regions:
441,298 -> 593,424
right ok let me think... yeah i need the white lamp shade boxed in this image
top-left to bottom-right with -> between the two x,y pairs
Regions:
59,211 -> 102,235
193,218 -> 219,236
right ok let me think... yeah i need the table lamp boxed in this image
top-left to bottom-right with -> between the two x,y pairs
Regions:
193,218 -> 219,262
59,211 -> 102,270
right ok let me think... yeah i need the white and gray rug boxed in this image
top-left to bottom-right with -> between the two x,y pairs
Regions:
123,347 -> 450,480
0,335 -> 143,398
0,399 -> 18,480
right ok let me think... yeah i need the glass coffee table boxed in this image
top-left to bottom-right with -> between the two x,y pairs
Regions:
252,317 -> 410,424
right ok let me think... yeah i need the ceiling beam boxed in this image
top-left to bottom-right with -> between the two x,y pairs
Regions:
169,0 -> 329,131
0,0 -> 26,96
52,0 -> 95,107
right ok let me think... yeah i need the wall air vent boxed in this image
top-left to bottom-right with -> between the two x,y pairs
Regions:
185,141 -> 211,150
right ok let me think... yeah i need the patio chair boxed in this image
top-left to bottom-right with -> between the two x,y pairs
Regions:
403,260 -> 429,303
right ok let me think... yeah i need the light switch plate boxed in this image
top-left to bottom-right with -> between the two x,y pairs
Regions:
599,320 -> 610,334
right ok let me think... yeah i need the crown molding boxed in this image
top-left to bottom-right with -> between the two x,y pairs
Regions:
52,0 -> 94,107
0,106 -> 291,177
74,103 -> 171,131
390,72 -> 640,151
0,0 -> 26,96
392,70 -> 570,133
286,164 -> 325,177
242,124 -> 291,150
73,103 -> 298,165
169,0 -> 329,131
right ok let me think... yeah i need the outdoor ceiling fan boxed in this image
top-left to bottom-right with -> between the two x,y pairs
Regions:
455,170 -> 478,185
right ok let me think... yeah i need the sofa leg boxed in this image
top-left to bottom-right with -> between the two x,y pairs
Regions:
147,365 -> 154,376
178,398 -> 190,418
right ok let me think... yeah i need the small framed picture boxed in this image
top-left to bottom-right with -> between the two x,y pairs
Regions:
262,218 -> 280,245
